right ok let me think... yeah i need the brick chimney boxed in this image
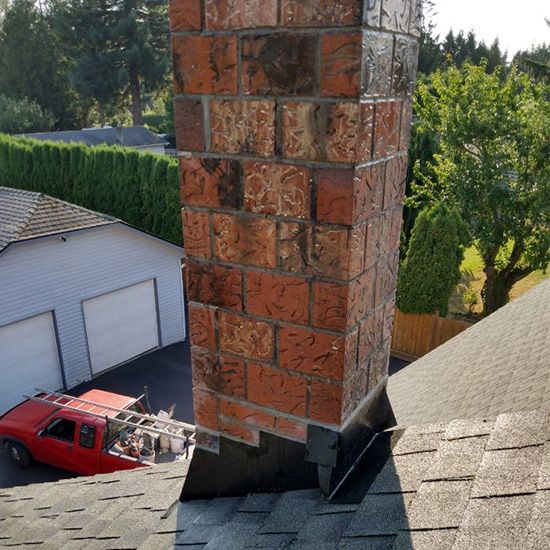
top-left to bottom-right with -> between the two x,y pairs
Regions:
171,0 -> 420,497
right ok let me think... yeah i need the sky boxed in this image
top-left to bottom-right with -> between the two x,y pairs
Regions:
431,0 -> 549,59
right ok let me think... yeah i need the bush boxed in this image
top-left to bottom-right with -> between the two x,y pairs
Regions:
0,133 -> 181,243
397,202 -> 470,316
0,95 -> 55,134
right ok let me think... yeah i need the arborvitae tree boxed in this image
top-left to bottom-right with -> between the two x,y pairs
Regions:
397,203 -> 469,316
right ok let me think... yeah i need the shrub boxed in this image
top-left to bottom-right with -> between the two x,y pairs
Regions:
0,95 -> 55,134
397,202 -> 470,316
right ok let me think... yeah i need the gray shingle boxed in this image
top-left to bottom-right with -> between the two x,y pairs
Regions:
392,529 -> 457,550
193,497 -> 242,525
238,493 -> 280,513
368,452 -> 435,493
537,442 -> 550,490
486,410 -> 549,450
406,480 -> 472,529
295,512 -> 353,543
444,419 -> 494,440
257,490 -> 320,534
525,490 -> 550,550
391,430 -> 443,455
339,537 -> 395,550
471,446 -> 542,497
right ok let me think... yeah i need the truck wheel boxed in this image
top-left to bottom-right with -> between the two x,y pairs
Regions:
7,442 -> 31,469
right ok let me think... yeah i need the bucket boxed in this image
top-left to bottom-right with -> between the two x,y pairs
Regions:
170,437 -> 185,454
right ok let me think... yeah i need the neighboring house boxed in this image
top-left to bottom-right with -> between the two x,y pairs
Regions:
1,282 -> 549,548
0,187 -> 186,415
19,126 -> 169,155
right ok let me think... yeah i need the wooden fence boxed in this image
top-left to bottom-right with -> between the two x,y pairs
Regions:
391,309 -> 474,362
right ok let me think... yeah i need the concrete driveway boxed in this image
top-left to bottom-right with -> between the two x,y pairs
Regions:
0,341 -> 193,489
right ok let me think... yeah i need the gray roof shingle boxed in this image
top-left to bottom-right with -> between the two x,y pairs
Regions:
0,186 -> 116,252
388,279 -> 550,427
3,408 -> 550,549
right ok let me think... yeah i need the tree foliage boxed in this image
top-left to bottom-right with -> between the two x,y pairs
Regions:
0,95 -> 55,133
411,63 -> 550,315
0,133 -> 181,243
397,202 -> 469,316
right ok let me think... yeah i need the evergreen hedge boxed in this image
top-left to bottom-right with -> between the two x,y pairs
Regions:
396,202 -> 470,316
0,133 -> 181,244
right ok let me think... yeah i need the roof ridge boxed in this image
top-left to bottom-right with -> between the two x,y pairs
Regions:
9,189 -> 45,243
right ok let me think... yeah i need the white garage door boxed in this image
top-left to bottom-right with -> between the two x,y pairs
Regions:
0,312 -> 63,415
83,280 -> 159,375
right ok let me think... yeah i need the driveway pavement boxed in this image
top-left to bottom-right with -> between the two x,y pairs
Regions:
0,341 -> 193,489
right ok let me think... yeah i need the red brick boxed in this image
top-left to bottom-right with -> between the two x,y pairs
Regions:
174,98 -> 205,152
342,363 -> 369,421
244,162 -> 311,219
389,208 -> 403,255
358,309 -> 383,363
205,0 -> 277,30
281,0 -> 362,27
325,103 -> 363,163
364,215 -> 382,270
374,252 -> 399,308
219,356 -> 246,399
218,419 -> 260,446
349,224 -> 366,278
399,99 -> 413,151
356,102 -> 375,163
220,400 -> 276,430
180,157 -> 242,210
311,225 -> 353,280
368,345 -> 389,390
373,101 -> 400,159
309,380 -> 342,425
242,34 -> 316,96
188,304 -> 215,350
182,209 -> 211,258
312,282 -> 349,331
218,312 -> 274,361
383,155 -> 407,209
279,222 -> 311,274
321,33 -> 362,97
186,260 -> 243,311
354,163 -> 385,223
316,169 -> 355,225
383,298 -> 396,344
279,325 -> 347,382
245,272 -> 309,324
276,417 -> 308,441
169,0 -> 201,31
172,35 -> 237,94
348,267 -> 376,325
210,99 -> 276,157
193,388 -> 218,431
247,363 -> 307,416
214,213 -> 276,268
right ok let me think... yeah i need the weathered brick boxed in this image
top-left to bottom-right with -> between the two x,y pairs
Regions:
392,36 -> 419,96
358,309 -> 383,363
383,298 -> 396,344
399,99 -> 413,151
316,169 -> 355,225
218,419 -> 260,446
368,344 -> 389,389
276,417 -> 308,441
174,98 -> 205,152
244,161 -> 311,219
242,34 -> 317,96
193,388 -> 218,431
373,100 -> 400,159
220,400 -> 276,430
279,325 -> 348,382
169,0 -> 201,31
389,207 -> 403,254
182,209 -> 211,258
205,0 -> 277,30
309,380 -> 342,424
363,0 -> 382,27
380,0 -> 411,33
364,214 -> 382,270
362,31 -> 394,97
311,225 -> 353,280
172,35 -> 237,94
349,223 -> 366,278
375,252 -> 399,308
279,222 -> 311,274
180,157 -> 242,210
245,272 -> 309,324
247,363 -> 307,416
325,103 -> 363,163
348,267 -> 376,325
219,356 -> 247,399
354,163 -> 385,223
186,260 -> 243,311
383,154 -> 407,209
218,312 -> 274,361
321,33 -> 362,97
213,213 -> 277,268
356,102 -> 375,162
210,99 -> 276,157
281,0 -> 362,27
342,363 -> 369,420
312,282 -> 349,331
188,304 -> 216,350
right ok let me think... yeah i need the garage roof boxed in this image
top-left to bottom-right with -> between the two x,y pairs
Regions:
1,408 -> 549,548
0,186 -> 117,252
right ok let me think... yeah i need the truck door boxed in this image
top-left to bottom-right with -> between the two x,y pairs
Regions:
33,416 -> 78,471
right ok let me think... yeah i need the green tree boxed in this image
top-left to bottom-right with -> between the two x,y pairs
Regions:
412,63 -> 550,315
54,0 -> 170,126
397,202 -> 469,316
0,0 -> 88,128
0,95 -> 55,133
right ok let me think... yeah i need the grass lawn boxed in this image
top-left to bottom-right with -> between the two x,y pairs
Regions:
448,245 -> 550,316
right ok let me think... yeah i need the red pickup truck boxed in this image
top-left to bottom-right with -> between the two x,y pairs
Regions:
0,389 -> 190,476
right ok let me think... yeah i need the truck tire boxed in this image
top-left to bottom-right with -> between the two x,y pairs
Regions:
7,442 -> 31,469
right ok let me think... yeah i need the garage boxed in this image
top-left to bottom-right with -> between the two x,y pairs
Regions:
0,312 -> 63,415
83,280 -> 160,375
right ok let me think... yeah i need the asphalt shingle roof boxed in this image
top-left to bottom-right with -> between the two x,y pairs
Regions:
388,279 -> 550,427
20,127 -> 168,148
0,187 -> 116,252
1,408 -> 549,549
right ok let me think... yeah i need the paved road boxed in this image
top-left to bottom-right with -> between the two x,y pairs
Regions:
0,341 -> 193,489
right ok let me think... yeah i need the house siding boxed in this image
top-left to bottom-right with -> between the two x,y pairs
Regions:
0,224 -> 185,388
